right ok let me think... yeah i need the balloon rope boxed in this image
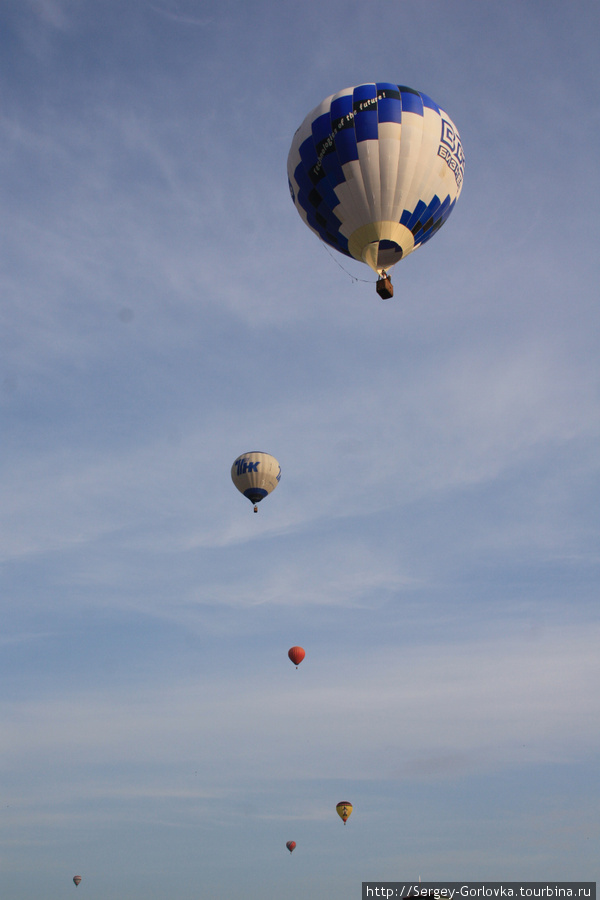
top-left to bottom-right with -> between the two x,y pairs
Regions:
321,243 -> 376,284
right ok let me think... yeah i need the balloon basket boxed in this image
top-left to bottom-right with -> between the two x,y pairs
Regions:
376,275 -> 393,300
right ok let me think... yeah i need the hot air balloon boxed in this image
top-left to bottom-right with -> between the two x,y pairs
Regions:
288,646 -> 305,668
286,840 -> 296,853
336,801 -> 353,824
73,876 -> 82,887
288,83 -> 464,299
231,451 -> 281,512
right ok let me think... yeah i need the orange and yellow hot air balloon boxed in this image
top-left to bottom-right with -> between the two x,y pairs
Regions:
336,801 -> 353,824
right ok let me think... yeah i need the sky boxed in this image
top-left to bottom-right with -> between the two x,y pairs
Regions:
1,0 -> 599,897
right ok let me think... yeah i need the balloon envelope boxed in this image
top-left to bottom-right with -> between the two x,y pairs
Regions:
288,646 -> 305,667
231,452 -> 281,510
288,83 -> 464,276
286,841 -> 296,853
336,801 -> 353,824
73,876 -> 82,886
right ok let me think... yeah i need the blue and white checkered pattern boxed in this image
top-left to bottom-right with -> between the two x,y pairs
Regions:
287,83 -> 464,274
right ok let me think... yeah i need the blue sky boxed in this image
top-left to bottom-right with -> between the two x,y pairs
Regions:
1,0 -> 599,897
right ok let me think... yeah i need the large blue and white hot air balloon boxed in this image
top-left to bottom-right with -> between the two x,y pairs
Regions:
231,451 -> 281,513
287,83 -> 465,298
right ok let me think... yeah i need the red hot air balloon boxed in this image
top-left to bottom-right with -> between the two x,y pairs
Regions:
73,876 -> 82,886
286,841 -> 296,853
288,646 -> 305,668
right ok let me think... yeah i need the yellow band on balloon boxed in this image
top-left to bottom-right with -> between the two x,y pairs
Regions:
347,221 -> 415,274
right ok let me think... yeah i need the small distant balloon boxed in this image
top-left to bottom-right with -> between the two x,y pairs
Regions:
336,801 -> 353,824
231,451 -> 281,512
73,876 -> 82,886
288,646 -> 305,668
286,840 -> 296,853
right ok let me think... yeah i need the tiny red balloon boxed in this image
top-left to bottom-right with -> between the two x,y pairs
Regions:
286,841 -> 296,853
288,646 -> 305,668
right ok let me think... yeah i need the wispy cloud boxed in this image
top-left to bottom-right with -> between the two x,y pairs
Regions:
149,2 -> 216,27
2,623 -> 598,782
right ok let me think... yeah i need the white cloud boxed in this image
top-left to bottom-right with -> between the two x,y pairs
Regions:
2,623 -> 597,787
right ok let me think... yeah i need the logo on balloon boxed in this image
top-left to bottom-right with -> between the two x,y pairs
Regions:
438,118 -> 465,188
235,458 -> 260,476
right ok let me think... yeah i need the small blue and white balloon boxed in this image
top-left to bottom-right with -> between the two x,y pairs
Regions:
231,452 -> 281,512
